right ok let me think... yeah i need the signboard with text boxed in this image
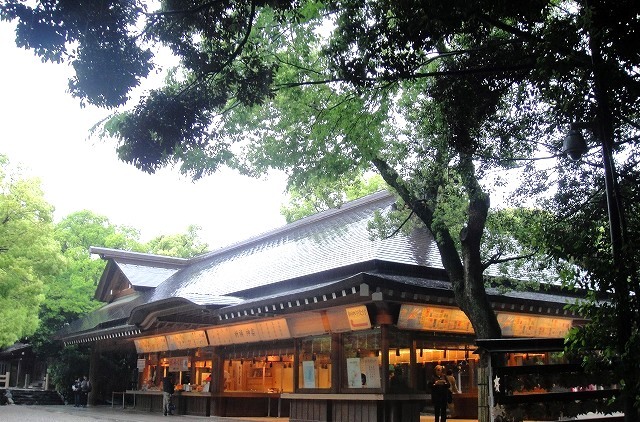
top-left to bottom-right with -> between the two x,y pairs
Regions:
166,330 -> 209,350
497,313 -> 573,338
397,304 -> 474,333
206,318 -> 291,345
168,356 -> 189,372
302,361 -> 316,388
346,305 -> 372,331
134,336 -> 169,353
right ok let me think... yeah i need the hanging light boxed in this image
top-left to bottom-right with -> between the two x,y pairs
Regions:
562,123 -> 591,160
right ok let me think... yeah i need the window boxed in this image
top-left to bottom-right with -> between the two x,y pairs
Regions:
298,336 -> 331,389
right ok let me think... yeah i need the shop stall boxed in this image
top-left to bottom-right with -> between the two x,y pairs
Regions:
118,300 -> 574,420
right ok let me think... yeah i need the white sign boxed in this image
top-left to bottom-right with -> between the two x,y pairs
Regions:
397,304 -> 474,333
497,313 -> 573,338
287,313 -> 327,337
166,330 -> 209,350
168,356 -> 189,372
346,356 -> 381,388
346,358 -> 363,388
361,357 -> 381,388
206,318 -> 291,345
134,336 -> 169,353
302,361 -> 316,388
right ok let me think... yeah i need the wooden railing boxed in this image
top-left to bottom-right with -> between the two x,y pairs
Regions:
0,372 -> 9,388
476,338 -> 623,422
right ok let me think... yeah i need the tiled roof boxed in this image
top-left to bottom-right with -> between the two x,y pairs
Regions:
56,293 -> 143,338
144,190 -> 441,305
115,260 -> 181,288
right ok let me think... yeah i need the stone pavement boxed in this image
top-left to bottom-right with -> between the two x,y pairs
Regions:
0,404 -> 479,422
0,404 -> 287,422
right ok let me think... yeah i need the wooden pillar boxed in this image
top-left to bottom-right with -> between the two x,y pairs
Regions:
293,338 -> 300,392
211,349 -> 222,393
409,339 -> 417,389
330,333 -> 340,393
88,347 -> 99,406
477,352 -> 490,422
380,324 -> 390,394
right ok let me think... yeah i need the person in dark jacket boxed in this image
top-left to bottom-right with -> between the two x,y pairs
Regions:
72,377 -> 82,407
162,374 -> 175,416
80,375 -> 91,407
431,365 -> 451,422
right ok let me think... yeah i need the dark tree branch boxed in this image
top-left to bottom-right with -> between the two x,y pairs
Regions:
383,209 -> 415,240
483,251 -> 538,270
148,1 -> 225,17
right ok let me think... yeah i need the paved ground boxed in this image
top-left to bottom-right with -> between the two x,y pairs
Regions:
0,404 -> 478,422
0,404 -> 287,421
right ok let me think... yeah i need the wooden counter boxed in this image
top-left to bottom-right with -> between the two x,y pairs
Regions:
281,393 -> 428,422
124,390 -> 211,416
211,391 -> 286,418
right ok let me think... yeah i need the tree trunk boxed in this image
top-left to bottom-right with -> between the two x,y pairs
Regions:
372,156 -> 502,421
477,353 -> 491,422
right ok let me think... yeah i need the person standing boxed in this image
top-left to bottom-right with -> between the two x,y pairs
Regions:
431,365 -> 450,422
446,368 -> 459,418
162,373 -> 175,416
80,375 -> 91,407
72,377 -> 82,407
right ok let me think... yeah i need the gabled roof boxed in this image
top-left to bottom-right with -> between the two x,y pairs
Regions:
91,247 -> 188,302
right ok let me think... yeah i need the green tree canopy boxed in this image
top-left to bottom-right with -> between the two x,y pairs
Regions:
35,210 -> 209,394
0,155 -> 62,348
281,175 -> 388,223
144,224 -> 208,257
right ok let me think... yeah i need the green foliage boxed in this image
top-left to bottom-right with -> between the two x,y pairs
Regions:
46,344 -> 91,403
281,174 -> 387,223
29,209 -> 144,394
0,155 -> 62,348
144,224 -> 208,257
32,210 -> 208,393
0,0 -> 153,107
534,163 -> 640,409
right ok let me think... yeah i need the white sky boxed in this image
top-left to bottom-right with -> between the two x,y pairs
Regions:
0,22 -> 288,249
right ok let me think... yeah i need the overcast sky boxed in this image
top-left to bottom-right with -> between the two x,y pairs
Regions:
0,22 -> 288,249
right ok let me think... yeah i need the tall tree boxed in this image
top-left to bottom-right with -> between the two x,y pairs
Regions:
34,210 -> 144,351
33,210 -> 144,395
38,211 -> 209,394
0,155 -> 62,348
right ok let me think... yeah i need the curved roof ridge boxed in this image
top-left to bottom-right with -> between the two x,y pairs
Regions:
90,246 -> 189,266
